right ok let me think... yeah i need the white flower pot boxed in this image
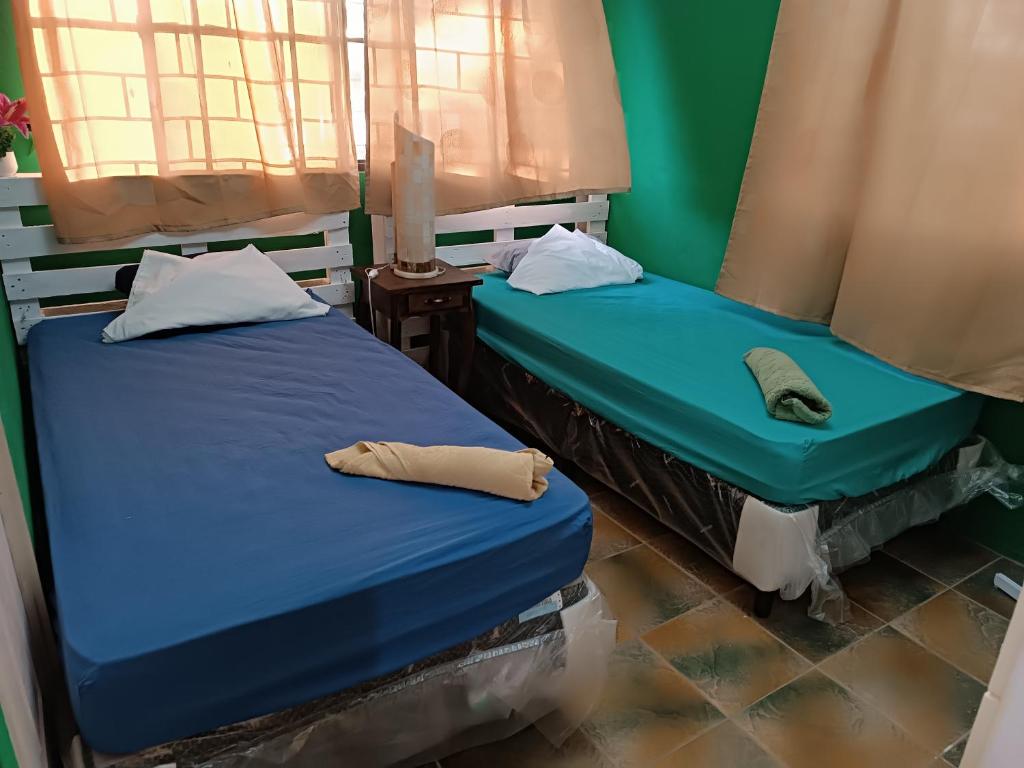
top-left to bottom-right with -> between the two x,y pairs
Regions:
0,152 -> 17,178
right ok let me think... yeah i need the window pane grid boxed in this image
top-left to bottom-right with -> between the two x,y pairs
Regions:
27,0 -> 365,179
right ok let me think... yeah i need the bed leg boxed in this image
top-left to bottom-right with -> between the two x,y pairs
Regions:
753,589 -> 776,618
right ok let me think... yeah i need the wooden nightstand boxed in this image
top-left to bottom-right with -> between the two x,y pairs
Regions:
354,260 -> 483,393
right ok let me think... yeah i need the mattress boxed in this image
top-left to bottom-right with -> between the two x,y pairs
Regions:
97,578 -> 607,768
27,309 -> 592,755
471,341 -> 1002,623
474,272 -> 982,504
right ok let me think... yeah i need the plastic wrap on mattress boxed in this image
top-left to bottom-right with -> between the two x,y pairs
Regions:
470,342 -> 1024,624
77,577 -> 615,768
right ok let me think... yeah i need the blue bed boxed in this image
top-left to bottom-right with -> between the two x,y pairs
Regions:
27,309 -> 591,755
473,272 -> 982,504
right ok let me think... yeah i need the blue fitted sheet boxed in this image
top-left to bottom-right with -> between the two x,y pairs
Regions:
28,310 -> 591,755
474,272 -> 982,504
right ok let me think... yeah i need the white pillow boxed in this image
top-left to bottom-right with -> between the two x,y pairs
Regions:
483,241 -> 530,274
506,225 -> 642,296
102,245 -> 329,343
126,250 -> 190,309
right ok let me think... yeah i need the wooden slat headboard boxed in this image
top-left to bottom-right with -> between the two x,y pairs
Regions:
370,194 -> 610,267
0,173 -> 355,344
367,194 -> 611,359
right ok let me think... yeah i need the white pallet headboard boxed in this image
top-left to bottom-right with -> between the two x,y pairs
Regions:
367,194 -> 609,359
0,173 -> 355,344
370,194 -> 610,267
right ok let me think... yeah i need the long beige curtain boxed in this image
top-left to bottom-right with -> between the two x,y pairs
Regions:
364,0 -> 630,216
12,0 -> 361,243
718,0 -> 1024,401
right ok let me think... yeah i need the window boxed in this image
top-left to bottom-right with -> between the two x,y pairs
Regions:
23,0 -> 363,180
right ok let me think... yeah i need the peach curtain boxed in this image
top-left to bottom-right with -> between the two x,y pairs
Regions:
12,0 -> 360,243
717,0 -> 1024,401
364,0 -> 630,216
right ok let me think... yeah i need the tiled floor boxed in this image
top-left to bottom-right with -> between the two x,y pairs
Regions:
441,483 -> 1019,768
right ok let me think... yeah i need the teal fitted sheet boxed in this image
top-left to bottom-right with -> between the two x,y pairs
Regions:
474,273 -> 982,504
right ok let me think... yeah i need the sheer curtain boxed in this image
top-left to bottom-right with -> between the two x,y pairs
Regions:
364,0 -> 630,216
718,0 -> 1024,401
12,0 -> 361,243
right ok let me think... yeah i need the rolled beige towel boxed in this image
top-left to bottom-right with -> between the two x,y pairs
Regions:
324,441 -> 554,501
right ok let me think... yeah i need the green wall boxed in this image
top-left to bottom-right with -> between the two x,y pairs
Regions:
946,400 -> 1024,561
603,0 -> 781,289
602,0 -> 1024,561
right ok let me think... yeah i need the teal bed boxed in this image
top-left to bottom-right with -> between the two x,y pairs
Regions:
470,271 -> 995,620
474,271 -> 981,505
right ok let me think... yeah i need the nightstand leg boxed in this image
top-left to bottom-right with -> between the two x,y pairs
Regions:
753,589 -> 776,618
457,304 -> 476,395
355,284 -> 370,331
428,314 -> 443,380
388,309 -> 403,350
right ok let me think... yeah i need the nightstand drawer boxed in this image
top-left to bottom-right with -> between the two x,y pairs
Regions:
408,290 -> 466,313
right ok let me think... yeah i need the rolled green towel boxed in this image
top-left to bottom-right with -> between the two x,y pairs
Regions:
744,347 -> 832,425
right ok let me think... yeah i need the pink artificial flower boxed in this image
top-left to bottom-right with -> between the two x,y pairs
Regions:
0,93 -> 30,139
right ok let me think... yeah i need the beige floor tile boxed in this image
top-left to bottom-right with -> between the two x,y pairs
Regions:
649,533 -> 745,594
894,590 -> 1009,683
588,509 -> 640,563
840,552 -> 944,621
725,584 -> 882,663
954,558 -> 1024,620
442,726 -> 613,768
581,640 -> 724,768
738,670 -> 934,768
587,545 -> 712,641
820,626 -> 985,754
885,524 -> 998,585
654,720 -> 780,768
591,491 -> 672,541
643,599 -> 809,715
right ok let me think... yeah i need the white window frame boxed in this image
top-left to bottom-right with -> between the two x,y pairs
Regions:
345,0 -> 367,164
